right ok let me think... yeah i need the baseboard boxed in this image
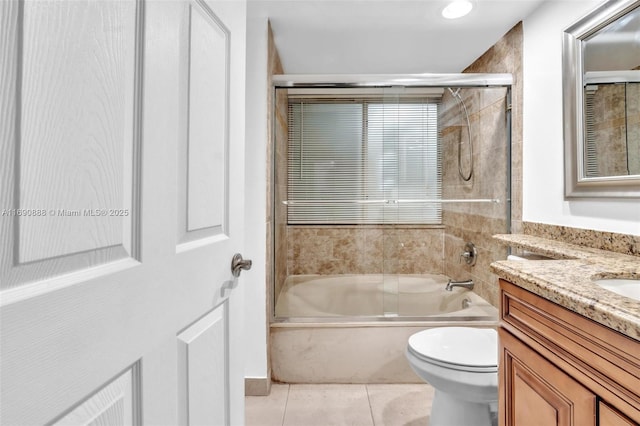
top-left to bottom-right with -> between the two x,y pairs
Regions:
245,377 -> 271,396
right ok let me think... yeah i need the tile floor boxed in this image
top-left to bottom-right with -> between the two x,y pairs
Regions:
245,383 -> 435,426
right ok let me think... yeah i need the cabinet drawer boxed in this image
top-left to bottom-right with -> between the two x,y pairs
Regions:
499,279 -> 640,424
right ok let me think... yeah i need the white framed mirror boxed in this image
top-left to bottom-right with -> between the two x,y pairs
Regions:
563,0 -> 640,198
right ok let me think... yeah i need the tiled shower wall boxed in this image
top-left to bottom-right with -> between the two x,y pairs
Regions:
465,23 -> 524,236
285,227 -> 444,276
442,23 -> 523,307
270,23 -> 524,309
586,83 -> 640,176
440,87 -> 509,307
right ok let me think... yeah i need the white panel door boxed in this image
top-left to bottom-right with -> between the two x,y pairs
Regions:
0,0 -> 247,424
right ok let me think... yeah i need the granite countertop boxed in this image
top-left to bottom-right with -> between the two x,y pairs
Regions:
491,234 -> 640,341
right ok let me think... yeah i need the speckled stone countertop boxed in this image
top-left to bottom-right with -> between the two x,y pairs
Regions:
491,234 -> 640,341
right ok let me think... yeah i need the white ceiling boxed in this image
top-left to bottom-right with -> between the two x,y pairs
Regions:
249,0 -> 547,74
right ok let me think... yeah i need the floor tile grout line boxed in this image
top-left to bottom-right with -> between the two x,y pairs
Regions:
281,384 -> 290,426
365,384 -> 376,426
246,383 -> 437,426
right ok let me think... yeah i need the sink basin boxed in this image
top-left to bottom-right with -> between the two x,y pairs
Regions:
593,278 -> 640,301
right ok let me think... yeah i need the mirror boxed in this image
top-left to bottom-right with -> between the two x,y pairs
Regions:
563,0 -> 640,198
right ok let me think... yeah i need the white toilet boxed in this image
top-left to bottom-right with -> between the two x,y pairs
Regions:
405,327 -> 498,426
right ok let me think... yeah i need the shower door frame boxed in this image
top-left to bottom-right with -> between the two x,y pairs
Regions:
270,73 -> 514,324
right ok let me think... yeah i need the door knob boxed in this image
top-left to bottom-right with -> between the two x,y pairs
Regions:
231,253 -> 252,277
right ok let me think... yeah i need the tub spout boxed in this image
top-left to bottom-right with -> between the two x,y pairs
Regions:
445,279 -> 474,291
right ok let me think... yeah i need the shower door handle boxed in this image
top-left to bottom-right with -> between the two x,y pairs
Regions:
231,253 -> 252,277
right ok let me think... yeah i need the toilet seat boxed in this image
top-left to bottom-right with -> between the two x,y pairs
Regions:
407,327 -> 497,373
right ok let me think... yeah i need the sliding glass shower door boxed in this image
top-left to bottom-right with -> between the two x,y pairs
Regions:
272,79 -> 511,321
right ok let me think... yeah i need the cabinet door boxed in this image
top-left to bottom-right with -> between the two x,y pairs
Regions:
499,329 -> 596,426
600,402 -> 637,426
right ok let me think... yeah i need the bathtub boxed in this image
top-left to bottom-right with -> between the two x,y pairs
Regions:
271,274 -> 498,383
275,273 -> 497,319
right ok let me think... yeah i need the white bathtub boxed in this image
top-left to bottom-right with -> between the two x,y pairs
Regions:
275,273 -> 497,319
271,274 -> 499,383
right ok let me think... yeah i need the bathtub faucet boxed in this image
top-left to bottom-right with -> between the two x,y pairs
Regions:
445,279 -> 474,291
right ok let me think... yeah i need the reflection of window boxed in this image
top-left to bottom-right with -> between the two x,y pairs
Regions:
287,100 -> 441,224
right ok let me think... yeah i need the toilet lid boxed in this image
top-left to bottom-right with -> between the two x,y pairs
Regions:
408,327 -> 497,371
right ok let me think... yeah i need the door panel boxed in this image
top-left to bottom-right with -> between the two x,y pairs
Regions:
0,0 -> 246,424
17,0 -> 137,263
0,0 -> 142,291
53,365 -> 141,426
178,0 -> 230,248
185,0 -> 228,235
178,304 -> 229,426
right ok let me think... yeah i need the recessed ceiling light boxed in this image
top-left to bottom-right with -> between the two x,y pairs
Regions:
442,0 -> 473,19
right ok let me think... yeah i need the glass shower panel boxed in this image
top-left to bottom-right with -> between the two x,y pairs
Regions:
372,89 -> 443,316
377,90 -> 402,317
439,86 -> 511,300
272,82 -> 511,321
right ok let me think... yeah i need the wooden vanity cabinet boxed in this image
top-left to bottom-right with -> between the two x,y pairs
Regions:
500,329 -> 597,425
499,279 -> 640,426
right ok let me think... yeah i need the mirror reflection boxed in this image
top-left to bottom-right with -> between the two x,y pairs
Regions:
583,5 -> 640,73
583,82 -> 640,177
582,5 -> 640,178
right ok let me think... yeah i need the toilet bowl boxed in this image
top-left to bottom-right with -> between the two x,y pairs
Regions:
405,327 -> 498,426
